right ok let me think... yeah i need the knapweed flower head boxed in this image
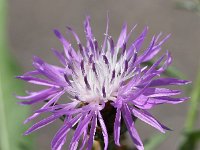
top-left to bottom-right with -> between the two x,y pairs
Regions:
17,16 -> 190,150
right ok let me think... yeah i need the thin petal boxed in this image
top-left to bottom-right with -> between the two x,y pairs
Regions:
52,114 -> 82,150
148,96 -> 189,104
122,104 -> 144,150
114,108 -> 121,146
127,26 -> 148,60
54,29 -> 80,62
69,113 -> 93,150
84,16 -> 94,40
117,23 -> 127,48
98,111 -> 108,150
17,87 -> 59,105
142,34 -> 171,62
79,127 -> 89,150
149,78 -> 191,87
25,115 -> 60,135
143,88 -> 181,97
132,108 -> 165,133
51,48 -> 67,66
24,90 -> 65,123
87,113 -> 97,150
17,76 -> 58,87
32,56 -> 66,85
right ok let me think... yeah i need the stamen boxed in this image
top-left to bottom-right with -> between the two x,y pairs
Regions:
102,85 -> 106,98
124,60 -> 128,73
78,43 -> 84,56
118,71 -> 121,76
74,95 -> 79,100
64,74 -> 72,86
68,48 -> 73,58
109,37 -> 114,55
89,54 -> 93,64
68,63 -> 77,76
92,63 -> 98,76
84,75 -> 91,89
122,43 -> 126,55
81,60 -> 85,75
128,50 -> 137,72
88,39 -> 94,53
111,70 -> 116,82
94,40 -> 98,51
132,51 -> 137,63
102,55 -> 109,65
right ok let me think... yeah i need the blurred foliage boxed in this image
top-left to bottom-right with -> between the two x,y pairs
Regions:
185,68 -> 200,132
176,0 -> 200,14
179,130 -> 200,150
144,134 -> 168,150
179,68 -> 200,150
0,0 -> 34,150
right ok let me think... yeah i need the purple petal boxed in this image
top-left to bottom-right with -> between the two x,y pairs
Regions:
17,76 -> 58,87
157,51 -> 172,72
69,113 -> 93,150
79,127 -> 89,150
36,101 -> 77,114
66,26 -> 81,44
51,114 -> 82,150
135,36 -> 156,65
122,104 -> 144,150
24,90 -> 65,123
142,34 -> 171,62
108,37 -> 115,56
127,26 -> 148,60
144,54 -> 165,75
17,87 -> 59,105
149,78 -> 191,87
54,29 -> 80,62
125,24 -> 137,43
126,81 -> 151,102
25,115 -> 60,135
132,108 -> 165,133
87,113 -> 97,150
32,56 -> 66,85
148,96 -> 189,104
117,23 -> 127,48
98,111 -> 108,150
132,95 -> 154,109
143,88 -> 181,97
23,70 -> 40,76
84,16 -> 94,40
114,108 -> 121,146
51,48 -> 67,66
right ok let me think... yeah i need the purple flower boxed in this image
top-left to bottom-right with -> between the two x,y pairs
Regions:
17,16 -> 190,150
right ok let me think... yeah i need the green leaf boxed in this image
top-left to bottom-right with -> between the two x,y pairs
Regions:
144,134 -> 168,150
0,0 -> 34,150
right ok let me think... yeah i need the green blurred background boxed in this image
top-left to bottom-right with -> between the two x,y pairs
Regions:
0,0 -> 200,150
